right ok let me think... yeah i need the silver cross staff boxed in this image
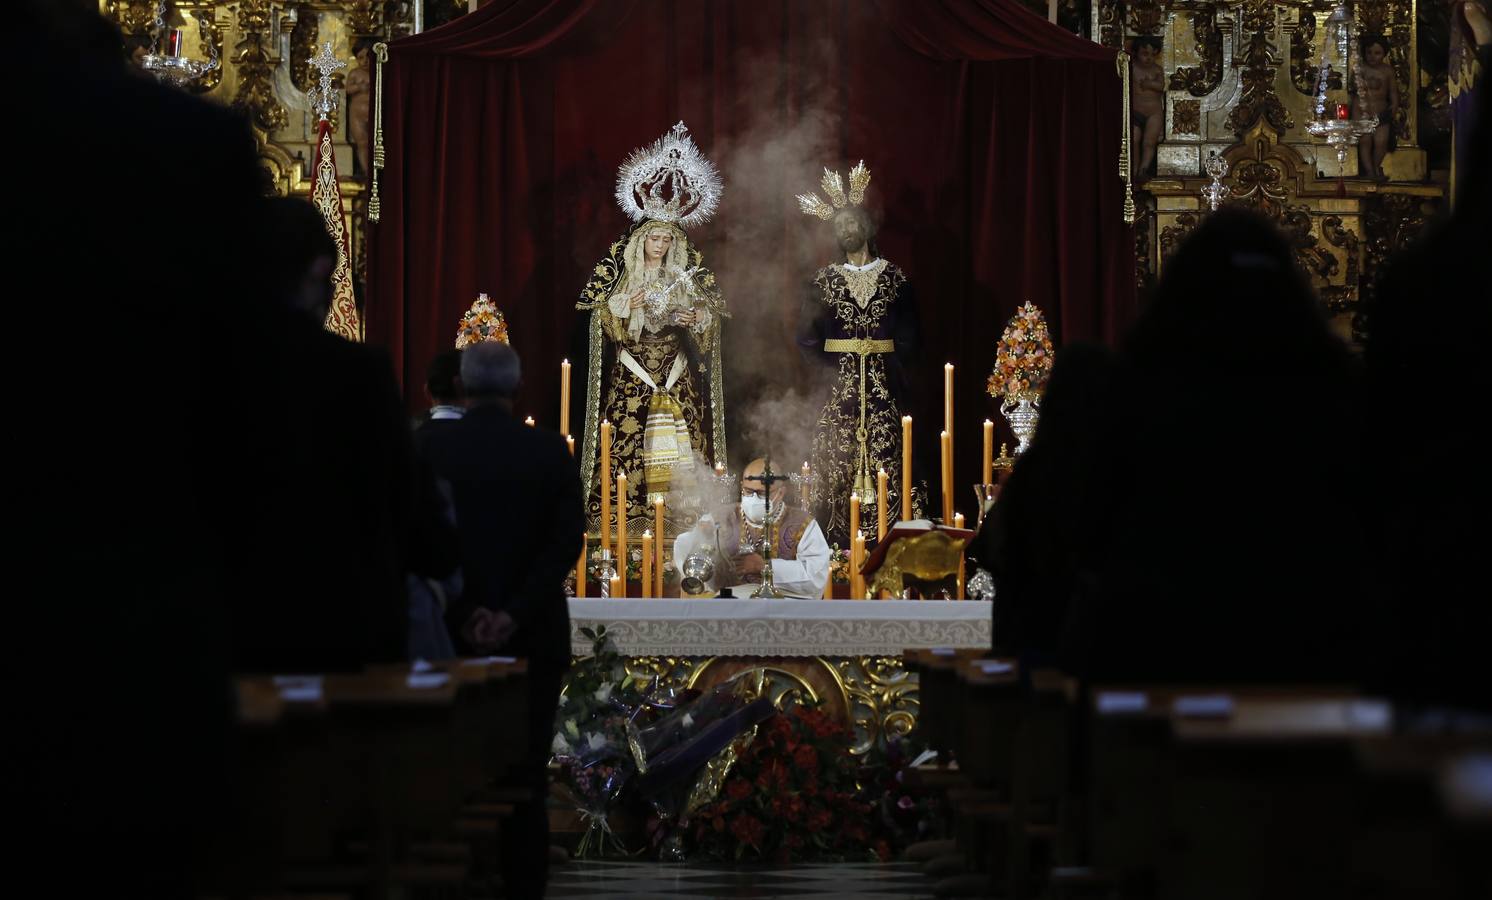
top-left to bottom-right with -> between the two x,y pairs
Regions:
308,41 -> 347,122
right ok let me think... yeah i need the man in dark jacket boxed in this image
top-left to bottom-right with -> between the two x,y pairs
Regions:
422,340 -> 583,898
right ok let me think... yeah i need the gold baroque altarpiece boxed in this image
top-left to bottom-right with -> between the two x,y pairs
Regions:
104,2 -> 1451,346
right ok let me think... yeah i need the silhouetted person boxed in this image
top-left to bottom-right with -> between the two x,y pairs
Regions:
223,199 -> 430,675
1066,208 -> 1379,684
970,343 -> 1122,666
7,1 -> 279,893
421,341 -> 583,899
1365,42 -> 1492,711
413,347 -> 465,451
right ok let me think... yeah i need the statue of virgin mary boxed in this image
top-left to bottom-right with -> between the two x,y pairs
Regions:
577,122 -> 727,536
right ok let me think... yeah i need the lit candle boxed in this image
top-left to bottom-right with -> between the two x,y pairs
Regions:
953,513 -> 966,599
852,531 -> 866,600
566,435 -> 575,456
641,530 -> 653,599
801,461 -> 811,507
560,359 -> 571,436
901,416 -> 913,521
524,416 -> 535,427
576,534 -> 586,598
944,364 -> 954,507
1335,102 -> 1350,120
982,419 -> 994,487
615,471 -> 628,598
653,498 -> 665,597
876,468 -> 888,541
944,363 -> 955,439
599,420 -> 612,555
849,493 -> 861,557
609,574 -> 622,599
823,564 -> 835,599
940,430 -> 954,523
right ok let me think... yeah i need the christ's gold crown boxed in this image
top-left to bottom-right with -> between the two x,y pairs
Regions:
796,160 -> 871,220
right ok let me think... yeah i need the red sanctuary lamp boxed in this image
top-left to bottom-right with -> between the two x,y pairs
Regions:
1335,102 -> 1350,120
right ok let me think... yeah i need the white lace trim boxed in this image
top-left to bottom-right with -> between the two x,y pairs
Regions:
568,598 -> 990,657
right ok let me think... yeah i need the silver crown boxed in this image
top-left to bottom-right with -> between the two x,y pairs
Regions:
615,122 -> 723,229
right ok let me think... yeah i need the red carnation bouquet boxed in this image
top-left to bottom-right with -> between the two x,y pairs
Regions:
687,703 -> 880,863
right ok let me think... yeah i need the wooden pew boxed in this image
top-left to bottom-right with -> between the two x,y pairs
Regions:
198,658 -> 529,898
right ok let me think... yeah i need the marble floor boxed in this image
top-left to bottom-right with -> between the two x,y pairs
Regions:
545,860 -> 941,899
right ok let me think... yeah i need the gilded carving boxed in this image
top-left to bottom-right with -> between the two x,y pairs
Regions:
1319,215 -> 1362,314
347,0 -> 380,34
1226,0 -> 1294,135
1096,0 -> 1125,48
1168,6 -> 1224,96
1173,98 -> 1202,134
1290,6 -> 1341,96
618,654 -> 922,756
1357,192 -> 1439,339
1126,0 -> 1166,35
107,0 -> 157,34
288,4 -> 320,95
232,0 -> 287,132
1159,211 -> 1199,263
191,7 -> 224,94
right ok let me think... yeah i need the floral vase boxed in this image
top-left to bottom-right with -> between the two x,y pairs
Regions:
999,393 -> 1041,455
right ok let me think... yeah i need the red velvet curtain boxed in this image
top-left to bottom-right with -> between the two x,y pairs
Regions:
368,0 -> 1134,485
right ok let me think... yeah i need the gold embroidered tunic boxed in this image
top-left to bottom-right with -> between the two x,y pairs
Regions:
797,258 -> 922,546
578,223 -> 727,537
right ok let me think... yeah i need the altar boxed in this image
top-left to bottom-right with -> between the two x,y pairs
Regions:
567,598 -> 991,754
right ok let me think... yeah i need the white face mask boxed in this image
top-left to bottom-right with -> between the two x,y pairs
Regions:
741,493 -> 767,524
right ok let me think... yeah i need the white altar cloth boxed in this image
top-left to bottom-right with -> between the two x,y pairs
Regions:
568,598 -> 991,658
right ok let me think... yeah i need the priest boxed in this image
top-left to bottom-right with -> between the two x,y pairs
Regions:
673,457 -> 831,599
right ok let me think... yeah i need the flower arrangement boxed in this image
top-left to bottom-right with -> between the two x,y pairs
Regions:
687,703 -> 878,863
552,625 -> 646,857
827,545 -> 851,585
858,733 -> 941,857
454,292 -> 510,349
985,301 -> 1054,399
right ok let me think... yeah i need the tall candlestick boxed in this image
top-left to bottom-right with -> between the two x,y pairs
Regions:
824,565 -> 835,598
940,430 -> 953,523
876,468 -> 889,541
954,513 -> 966,599
641,530 -> 653,599
599,420 -> 612,553
801,461 -> 811,507
653,498 -> 665,597
566,435 -> 575,456
615,471 -> 628,598
559,359 -> 571,436
982,419 -> 994,487
524,416 -> 535,427
576,533 -> 586,598
901,416 -> 913,521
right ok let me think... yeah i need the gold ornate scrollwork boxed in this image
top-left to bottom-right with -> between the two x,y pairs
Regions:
833,655 -> 919,757
1158,211 -> 1199,264
1125,0 -> 1166,35
1096,0 -> 1124,49
1226,0 -> 1293,135
232,0 -> 287,132
287,3 -> 319,94
1169,7 -> 1224,97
